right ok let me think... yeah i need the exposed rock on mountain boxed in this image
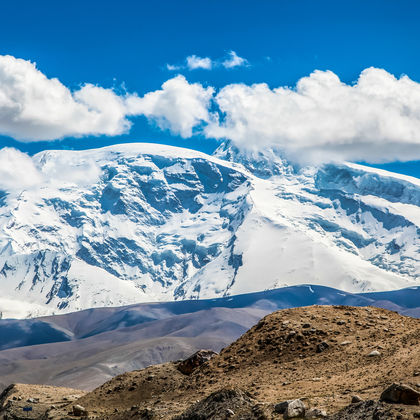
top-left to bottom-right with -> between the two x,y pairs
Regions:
177,349 -> 218,375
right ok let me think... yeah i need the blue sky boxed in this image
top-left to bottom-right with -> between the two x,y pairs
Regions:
1,0 -> 420,177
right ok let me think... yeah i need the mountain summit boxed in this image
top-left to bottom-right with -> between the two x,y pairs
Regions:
0,143 -> 418,318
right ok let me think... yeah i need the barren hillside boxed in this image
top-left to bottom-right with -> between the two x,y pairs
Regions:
12,305 -> 415,419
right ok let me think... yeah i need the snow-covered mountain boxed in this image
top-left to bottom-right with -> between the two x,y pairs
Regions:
0,142 -> 419,318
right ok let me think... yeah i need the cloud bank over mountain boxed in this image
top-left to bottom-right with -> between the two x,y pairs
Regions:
205,67 -> 420,163
1,54 -> 420,163
0,147 -> 101,193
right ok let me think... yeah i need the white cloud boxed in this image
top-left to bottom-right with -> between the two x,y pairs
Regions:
0,55 -> 213,142
186,55 -> 213,70
222,51 -> 248,69
126,75 -> 214,138
166,63 -> 181,71
0,55 -> 134,142
166,51 -> 248,72
0,148 -> 43,191
2,54 -> 420,164
0,148 -> 102,193
204,68 -> 420,163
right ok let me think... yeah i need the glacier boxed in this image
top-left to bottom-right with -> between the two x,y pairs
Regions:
0,142 -> 418,318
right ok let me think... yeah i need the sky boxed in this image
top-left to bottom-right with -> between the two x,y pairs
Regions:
1,0 -> 420,177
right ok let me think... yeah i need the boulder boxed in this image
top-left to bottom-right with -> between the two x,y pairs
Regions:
275,399 -> 306,418
380,383 -> 420,405
73,404 -> 89,416
274,400 -> 292,413
305,408 -> 327,418
177,349 -> 217,375
173,388 -> 259,419
285,399 -> 306,418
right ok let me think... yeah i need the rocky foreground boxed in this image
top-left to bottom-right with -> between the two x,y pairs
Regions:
1,305 -> 419,419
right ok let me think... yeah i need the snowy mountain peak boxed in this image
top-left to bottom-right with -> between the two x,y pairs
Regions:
0,142 -> 418,318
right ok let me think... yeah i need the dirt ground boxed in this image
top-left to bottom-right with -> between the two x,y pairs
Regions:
2,305 -> 419,419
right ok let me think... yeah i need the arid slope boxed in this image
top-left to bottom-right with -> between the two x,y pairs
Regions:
52,305 -> 420,419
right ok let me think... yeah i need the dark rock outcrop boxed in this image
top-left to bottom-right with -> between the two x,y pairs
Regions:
177,350 -> 217,375
172,388 -> 267,420
380,383 -> 420,405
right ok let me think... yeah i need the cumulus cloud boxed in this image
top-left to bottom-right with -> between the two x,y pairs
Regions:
2,54 -> 420,164
222,50 -> 248,69
0,55 -> 212,142
0,148 -> 43,191
126,75 -> 214,138
186,55 -> 213,70
0,55 -> 134,142
204,68 -> 420,163
166,51 -> 248,72
0,148 -> 102,193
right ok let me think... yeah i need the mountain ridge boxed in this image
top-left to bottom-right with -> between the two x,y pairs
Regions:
0,142 -> 418,318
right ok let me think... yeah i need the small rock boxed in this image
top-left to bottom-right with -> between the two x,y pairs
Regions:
285,399 -> 306,419
351,395 -> 363,403
367,350 -> 381,357
305,408 -> 327,418
340,341 -> 352,346
226,408 -> 235,416
302,323 -> 311,328
380,383 -> 420,405
337,320 -> 346,325
73,404 -> 88,417
414,372 -> 420,377
316,341 -> 329,353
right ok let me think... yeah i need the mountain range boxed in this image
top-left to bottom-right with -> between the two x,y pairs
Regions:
0,142 -> 419,318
